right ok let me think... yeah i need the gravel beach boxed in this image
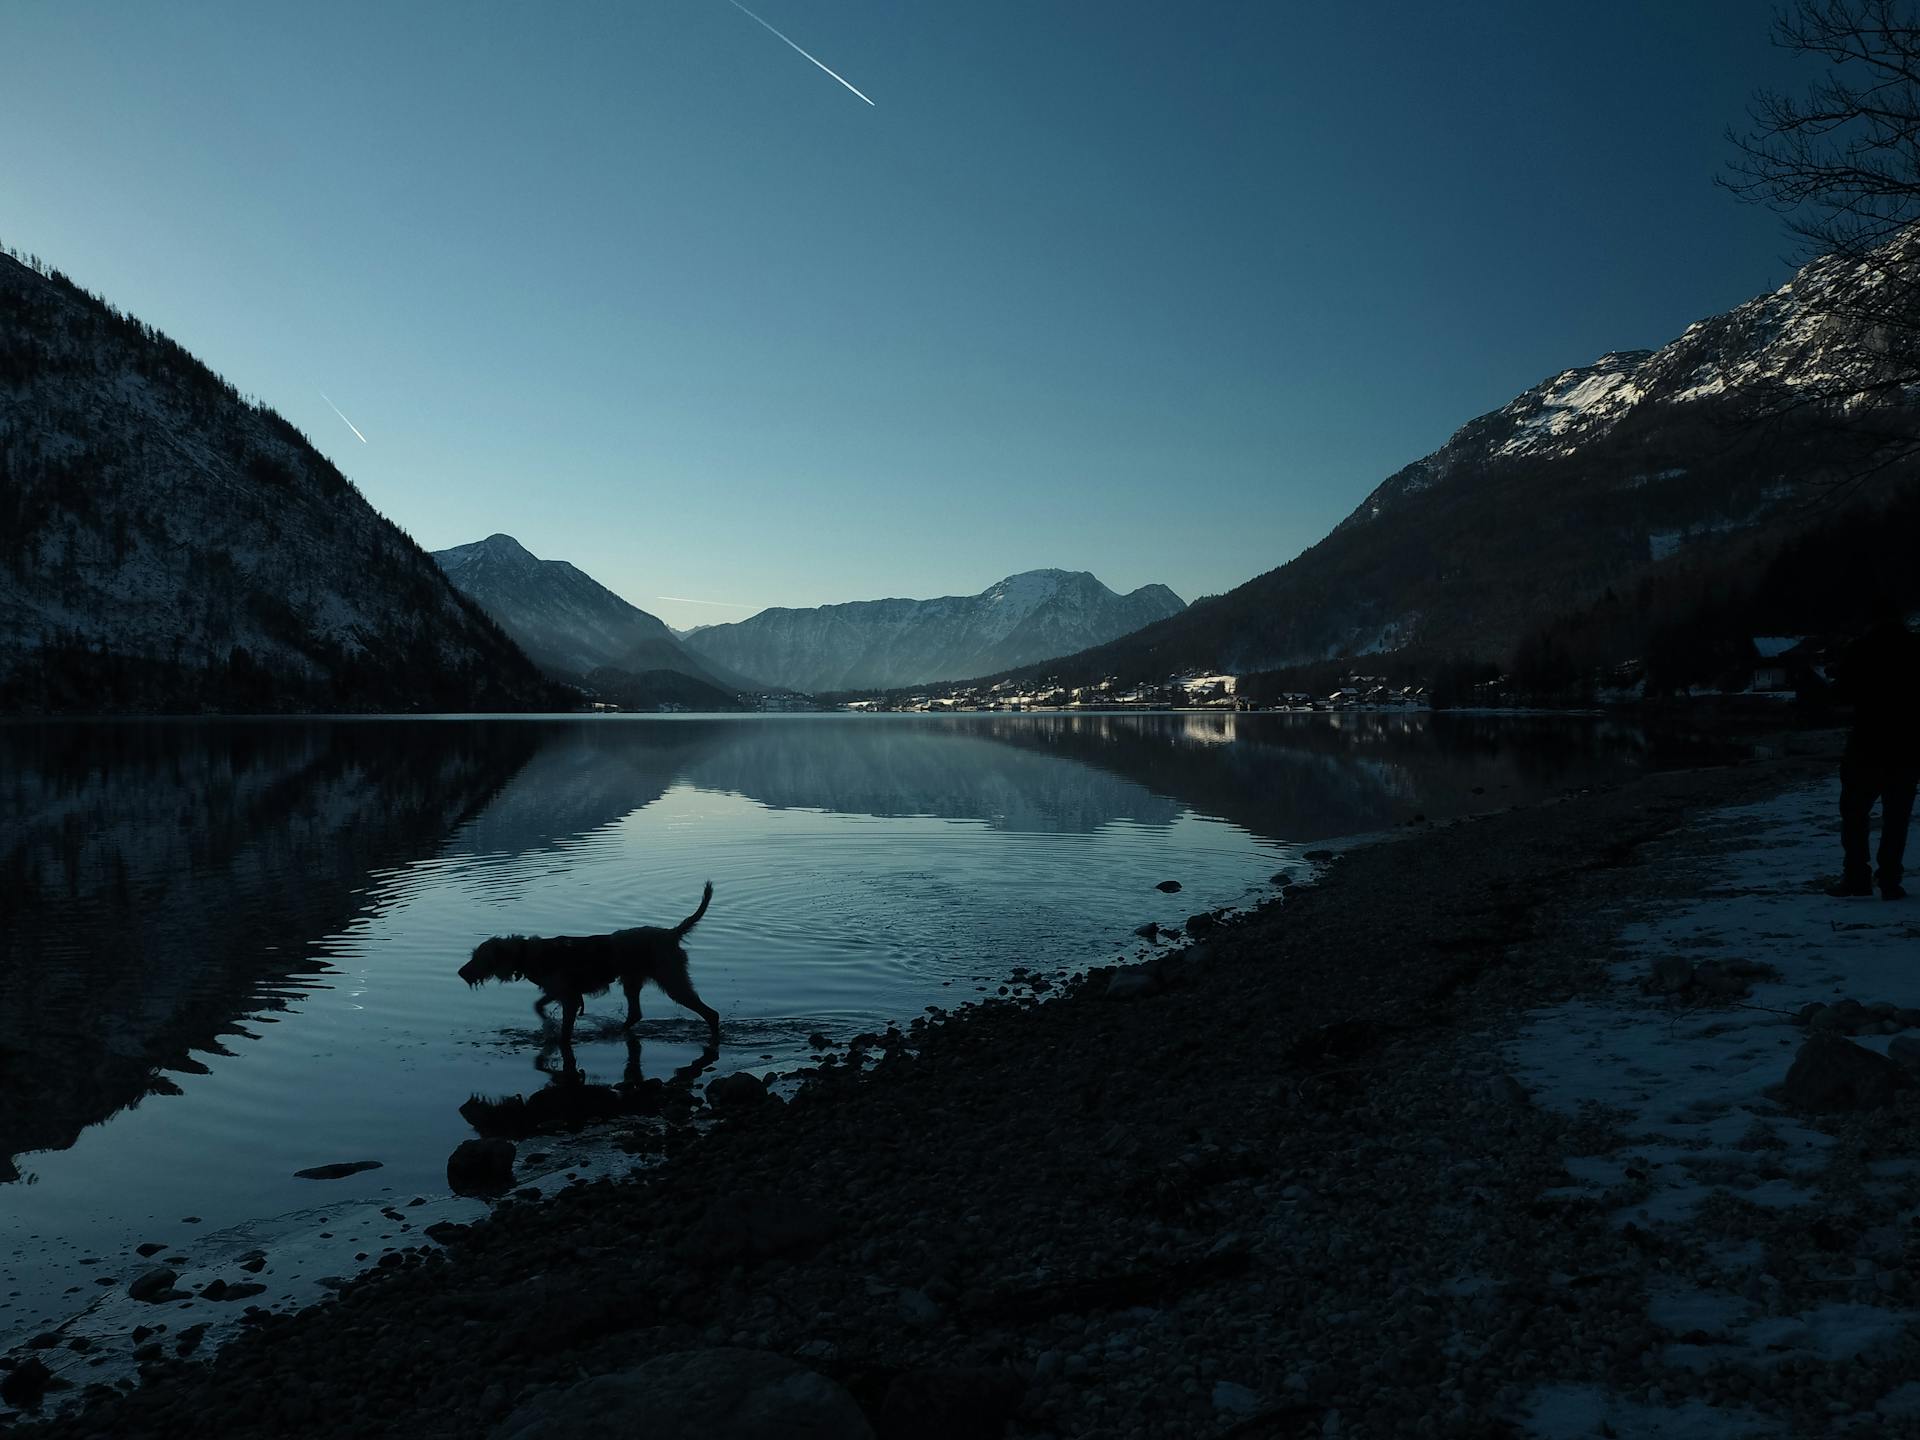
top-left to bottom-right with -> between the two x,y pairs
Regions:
8,741 -> 1916,1439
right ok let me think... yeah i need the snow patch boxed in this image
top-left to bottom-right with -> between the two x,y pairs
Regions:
1505,781 -> 1920,1411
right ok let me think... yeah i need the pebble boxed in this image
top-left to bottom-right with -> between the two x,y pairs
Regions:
1212,1380 -> 1261,1414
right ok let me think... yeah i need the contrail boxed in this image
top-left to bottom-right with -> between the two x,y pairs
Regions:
659,595 -> 758,609
320,391 -> 367,444
725,0 -> 875,106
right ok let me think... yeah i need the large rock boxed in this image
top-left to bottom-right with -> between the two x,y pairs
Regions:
128,1267 -> 183,1303
1212,1380 -> 1263,1416
706,1072 -> 768,1110
448,1137 -> 516,1193
1781,1034 -> 1912,1111
1102,965 -> 1163,1001
492,1349 -> 872,1440
878,1366 -> 1026,1439
0,1356 -> 52,1410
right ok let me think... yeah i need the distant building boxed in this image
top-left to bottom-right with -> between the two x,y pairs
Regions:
1183,673 -> 1238,696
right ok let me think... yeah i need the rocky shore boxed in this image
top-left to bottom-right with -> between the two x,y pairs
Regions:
9,742 -> 1917,1438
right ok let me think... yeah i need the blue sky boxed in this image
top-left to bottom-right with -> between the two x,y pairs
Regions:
3,2 -> 1808,629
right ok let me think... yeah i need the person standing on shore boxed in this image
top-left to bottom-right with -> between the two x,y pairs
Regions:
1826,606 -> 1920,901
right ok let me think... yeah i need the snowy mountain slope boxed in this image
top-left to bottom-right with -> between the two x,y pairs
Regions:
1344,238 -> 1920,531
0,250 -> 556,713
682,569 -> 1186,693
1012,238 -> 1920,685
431,534 -> 766,704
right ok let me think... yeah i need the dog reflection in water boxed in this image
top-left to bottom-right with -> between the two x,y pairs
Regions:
461,1031 -> 718,1140
459,882 -> 721,1049
535,1025 -> 718,1089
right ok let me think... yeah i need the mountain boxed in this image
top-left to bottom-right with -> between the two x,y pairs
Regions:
1002,239 -> 1920,689
682,569 -> 1187,693
0,249 -> 557,713
430,533 -> 765,708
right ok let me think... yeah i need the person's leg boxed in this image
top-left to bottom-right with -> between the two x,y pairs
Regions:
1877,772 -> 1916,898
1835,755 -> 1878,895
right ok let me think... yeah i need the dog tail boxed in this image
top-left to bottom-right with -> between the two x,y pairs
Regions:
672,881 -> 714,940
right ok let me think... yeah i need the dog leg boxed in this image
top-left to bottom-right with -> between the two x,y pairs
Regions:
559,995 -> 583,1048
534,994 -> 553,1027
622,979 -> 644,1031
656,965 -> 721,1043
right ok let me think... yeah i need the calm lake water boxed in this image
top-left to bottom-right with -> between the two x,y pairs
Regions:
0,710 -> 1703,1352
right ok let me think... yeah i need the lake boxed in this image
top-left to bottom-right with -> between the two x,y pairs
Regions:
0,710 -> 1702,1356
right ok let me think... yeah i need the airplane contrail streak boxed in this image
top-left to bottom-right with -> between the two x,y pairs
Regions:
320,391 -> 367,444
725,0 -> 875,106
659,595 -> 759,609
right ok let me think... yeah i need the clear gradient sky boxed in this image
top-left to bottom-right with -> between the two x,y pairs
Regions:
2,2 -> 1811,630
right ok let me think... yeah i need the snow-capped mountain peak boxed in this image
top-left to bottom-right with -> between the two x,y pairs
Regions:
684,569 -> 1186,693
1344,233 -> 1920,529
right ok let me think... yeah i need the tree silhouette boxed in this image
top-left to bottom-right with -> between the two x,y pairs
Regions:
1721,2 -> 1920,497
1727,1 -> 1920,259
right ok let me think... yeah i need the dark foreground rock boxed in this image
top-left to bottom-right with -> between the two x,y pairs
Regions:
877,1366 -> 1027,1439
1,1358 -> 53,1411
493,1350 -> 871,1440
705,1072 -> 768,1110
125,1269 -> 181,1304
447,1138 -> 516,1193
1780,1033 -> 1912,1111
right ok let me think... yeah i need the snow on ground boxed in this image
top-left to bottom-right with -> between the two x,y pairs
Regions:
1504,780 -> 1920,1436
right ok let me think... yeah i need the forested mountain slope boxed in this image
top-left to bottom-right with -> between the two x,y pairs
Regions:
0,250 -> 557,713
432,533 -> 768,709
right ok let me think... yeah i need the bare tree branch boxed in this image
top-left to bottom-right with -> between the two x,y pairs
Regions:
1717,3 -> 1920,494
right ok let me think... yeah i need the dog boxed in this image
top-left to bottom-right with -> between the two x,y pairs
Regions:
460,882 -> 719,1047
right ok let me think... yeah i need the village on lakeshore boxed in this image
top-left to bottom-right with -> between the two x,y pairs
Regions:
836,672 -> 1391,713
596,629 -> 1851,715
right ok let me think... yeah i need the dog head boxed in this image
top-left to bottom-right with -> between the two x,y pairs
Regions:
460,936 -> 527,988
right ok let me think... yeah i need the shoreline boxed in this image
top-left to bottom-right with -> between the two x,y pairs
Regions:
9,742 -> 1909,1437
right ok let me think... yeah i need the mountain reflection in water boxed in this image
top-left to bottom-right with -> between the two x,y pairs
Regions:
0,712 -> 1678,1181
0,721 -> 538,1181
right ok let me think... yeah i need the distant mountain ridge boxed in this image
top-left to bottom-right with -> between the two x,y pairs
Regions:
682,569 -> 1186,693
431,534 -> 764,707
0,249 -> 556,713
1000,238 -> 1920,687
